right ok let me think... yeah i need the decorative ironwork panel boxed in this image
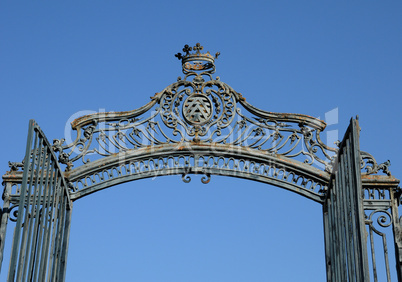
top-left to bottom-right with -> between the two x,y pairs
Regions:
360,175 -> 401,281
7,120 -> 72,282
323,118 -> 369,281
53,44 -> 340,176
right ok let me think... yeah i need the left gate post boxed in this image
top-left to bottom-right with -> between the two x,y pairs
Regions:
0,181 -> 12,271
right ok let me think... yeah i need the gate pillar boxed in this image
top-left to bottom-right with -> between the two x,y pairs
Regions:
0,181 -> 12,270
391,191 -> 402,280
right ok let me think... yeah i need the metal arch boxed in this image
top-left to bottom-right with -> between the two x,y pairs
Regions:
64,143 -> 330,202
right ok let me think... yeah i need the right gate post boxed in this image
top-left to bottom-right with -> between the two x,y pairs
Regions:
323,118 -> 370,281
391,189 -> 402,280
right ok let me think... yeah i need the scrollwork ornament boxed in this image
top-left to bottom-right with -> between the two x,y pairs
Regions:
366,209 -> 392,234
300,126 -> 313,140
361,151 -> 392,176
83,124 -> 96,140
378,160 -> 391,176
9,205 -> 20,222
182,173 -> 191,183
53,138 -> 73,169
201,172 -> 211,184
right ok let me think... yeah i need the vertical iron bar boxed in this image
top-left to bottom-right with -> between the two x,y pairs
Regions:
50,197 -> 63,281
51,189 -> 67,281
26,146 -> 50,281
323,199 -> 331,281
20,136 -> 44,281
340,151 -> 355,281
33,160 -> 55,281
27,149 -> 52,281
58,203 -> 72,282
38,165 -> 58,280
346,162 -> 357,281
334,170 -> 344,281
369,226 -> 378,281
55,195 -> 71,281
390,190 -> 402,281
347,133 -> 361,281
351,120 -> 370,279
46,177 -> 62,282
344,139 -> 358,280
382,233 -> 391,281
336,165 -> 348,281
40,172 -> 59,281
329,183 -> 337,281
8,121 -> 38,281
328,191 -> 336,281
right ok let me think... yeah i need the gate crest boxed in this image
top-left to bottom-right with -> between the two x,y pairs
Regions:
55,44 -> 334,165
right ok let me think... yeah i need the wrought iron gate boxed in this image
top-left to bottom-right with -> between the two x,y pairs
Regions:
0,43 -> 400,281
2,120 -> 72,281
323,118 -> 370,281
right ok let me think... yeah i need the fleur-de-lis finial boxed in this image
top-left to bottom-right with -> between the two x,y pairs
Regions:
193,43 -> 203,54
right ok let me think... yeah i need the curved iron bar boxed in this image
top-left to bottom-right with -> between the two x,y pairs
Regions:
61,143 -> 330,202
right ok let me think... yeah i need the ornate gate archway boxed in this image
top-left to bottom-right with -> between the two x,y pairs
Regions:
1,43 -> 400,281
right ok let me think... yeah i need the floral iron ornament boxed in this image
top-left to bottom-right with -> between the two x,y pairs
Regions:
52,43 -> 391,179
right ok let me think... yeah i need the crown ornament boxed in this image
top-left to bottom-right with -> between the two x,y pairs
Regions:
175,43 -> 220,74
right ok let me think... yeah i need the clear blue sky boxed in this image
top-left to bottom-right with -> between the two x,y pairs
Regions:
1,1 -> 401,281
